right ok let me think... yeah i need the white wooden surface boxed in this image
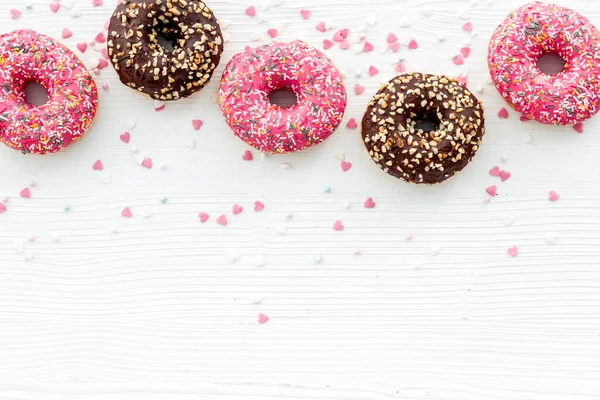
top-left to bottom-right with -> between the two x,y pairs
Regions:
1,0 -> 600,398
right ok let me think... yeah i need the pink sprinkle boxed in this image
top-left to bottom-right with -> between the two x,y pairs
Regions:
548,190 -> 560,202
97,58 -> 108,69
103,20 -> 110,30
405,234 -> 412,241
300,9 -> 311,20
49,2 -> 60,13
254,201 -> 265,212
368,66 -> 379,76
232,204 -> 243,215
10,9 -> 21,20
141,157 -> 153,169
364,197 -> 375,209
460,47 -> 471,58
387,32 -> 398,43
489,166 -> 500,177
120,132 -> 130,143
62,28 -> 73,39
198,212 -> 209,223
95,32 -> 106,43
20,188 -> 31,199
507,246 -> 518,257
484,196 -> 491,203
486,186 -> 497,197
346,118 -> 358,129
92,0 -> 103,6
245,6 -> 256,17
339,40 -> 350,50
267,28 -> 278,38
333,220 -> 344,231
242,150 -> 253,161
408,39 -> 418,50
77,43 -> 88,53
323,39 -> 334,50
332,30 -> 345,42
315,21 -> 327,32
519,116 -> 530,122
286,213 -> 293,219
462,21 -> 473,32
92,159 -> 104,171
499,171 -> 511,182
573,123 -> 584,134
453,55 -> 464,65
0,202 -> 6,213
341,160 -> 352,172
192,119 -> 203,130
354,84 -> 365,95
455,75 -> 468,86
363,41 -> 374,52
498,107 -> 509,119
216,214 -> 228,226
258,313 -> 269,324
389,42 -> 401,53
101,48 -> 109,59
338,28 -> 349,38
395,62 -> 406,73
121,207 -> 132,218
102,82 -> 109,91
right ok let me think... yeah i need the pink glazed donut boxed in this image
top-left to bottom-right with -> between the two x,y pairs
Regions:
488,2 -> 600,125
219,40 -> 346,153
0,29 -> 98,154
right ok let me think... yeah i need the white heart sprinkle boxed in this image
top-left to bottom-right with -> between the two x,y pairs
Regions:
185,138 -> 196,150
314,255 -> 323,264
355,69 -> 363,78
260,152 -> 268,158
429,244 -> 441,256
334,151 -> 345,161
257,14 -> 268,24
160,162 -> 168,170
476,85 -> 484,94
523,133 -> 535,144
269,0 -> 283,7
222,32 -> 230,43
125,120 -> 137,130
324,20 -> 334,30
99,171 -> 112,184
52,232 -> 61,242
281,163 -> 291,170
218,18 -> 231,30
253,257 -> 266,268
343,201 -> 351,210
275,225 -> 287,235
13,240 -> 24,254
399,17 -> 413,28
133,152 -> 145,164
23,251 -> 34,261
544,232 -> 557,245
250,32 -> 262,41
421,6 -> 433,16
25,3 -> 33,10
61,0 -> 74,9
503,213 -> 515,226
139,206 -> 154,219
249,296 -> 263,305
501,155 -> 508,163
365,13 -> 377,26
352,44 -> 363,55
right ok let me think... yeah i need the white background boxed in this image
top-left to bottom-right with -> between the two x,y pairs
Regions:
1,0 -> 600,398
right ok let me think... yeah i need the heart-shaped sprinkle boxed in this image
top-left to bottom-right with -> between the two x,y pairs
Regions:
456,75 -> 468,86
507,246 -> 518,257
389,42 -> 401,52
453,54 -> 464,65
395,62 -> 406,73
10,9 -> 21,19
354,84 -> 365,95
498,107 -> 509,119
387,32 -> 398,43
486,186 -> 497,196
121,207 -> 132,218
316,21 -> 327,32
20,188 -> 31,198
519,116 -> 530,122
408,39 -> 418,49
216,214 -> 227,226
92,0 -> 103,6
368,66 -> 379,76
363,41 -> 374,52
120,132 -> 130,143
77,42 -> 88,53
198,212 -> 209,223
323,39 -> 334,49
258,313 -> 269,324
460,46 -> 471,58
0,203 -> 6,213
462,21 -> 473,32
232,204 -> 243,215
346,118 -> 358,129
364,197 -> 375,209
300,9 -> 311,19
254,201 -> 265,212
489,166 -> 500,177
339,40 -> 350,50
141,157 -> 153,169
267,28 -> 278,38
95,32 -> 105,43
499,171 -> 511,182
341,160 -> 352,172
62,28 -> 73,39
548,190 -> 560,202
49,2 -> 60,13
242,150 -> 253,161
573,123 -> 584,134
245,6 -> 256,17
92,159 -> 104,171
333,30 -> 345,42
191,119 -> 203,130
333,220 -> 344,231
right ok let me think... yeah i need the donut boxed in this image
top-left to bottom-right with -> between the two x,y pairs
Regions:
107,0 -> 224,101
218,40 -> 347,154
488,2 -> 600,125
0,29 -> 98,155
361,73 -> 485,184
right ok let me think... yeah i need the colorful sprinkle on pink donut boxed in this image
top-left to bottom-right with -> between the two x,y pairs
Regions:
0,30 -> 98,154
488,2 -> 600,125
218,40 -> 347,154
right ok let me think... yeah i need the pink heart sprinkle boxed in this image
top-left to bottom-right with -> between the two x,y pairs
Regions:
455,75 -> 468,86
346,118 -> 358,129
363,41 -> 374,52
460,47 -> 471,58
462,21 -> 473,32
408,39 -> 418,50
507,246 -> 518,257
258,313 -> 269,324
387,32 -> 398,43
267,28 -> 278,38
141,157 -> 153,169
520,116 -> 530,122
300,9 -> 311,20
395,62 -> 406,73
198,212 -> 209,223
188,119 -> 203,131
339,40 -> 350,50
216,214 -> 228,226
20,188 -> 31,199
10,9 -> 21,20
62,28 -> 73,39
103,19 -> 110,29
364,197 -> 375,209
548,190 -> 560,202
389,42 -> 401,53
77,42 -> 88,53
573,123 -> 584,134
232,204 -> 243,215
332,30 -> 344,42
354,84 -> 365,95
254,201 -> 265,212
121,207 -> 132,218
92,0 -> 103,6
333,220 -> 344,231
498,107 -> 509,119
49,2 -> 60,13
245,6 -> 256,17
316,21 -> 327,32
453,55 -> 464,65
323,39 -> 333,50
120,132 -> 130,143
101,48 -> 109,59
339,28 -> 349,38
92,159 -> 104,171
97,58 -> 108,69
368,66 -> 379,76
486,185 -> 497,197
0,202 -> 6,213
95,32 -> 106,43
242,150 -> 253,161
499,171 -> 511,182
489,166 -> 500,177
341,160 -> 352,172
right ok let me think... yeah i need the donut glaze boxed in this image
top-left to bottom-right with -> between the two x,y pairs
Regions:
219,40 -> 347,154
0,29 -> 98,154
488,1 -> 600,125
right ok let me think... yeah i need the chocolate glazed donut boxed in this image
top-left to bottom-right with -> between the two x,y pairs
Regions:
107,0 -> 224,101
361,73 -> 485,184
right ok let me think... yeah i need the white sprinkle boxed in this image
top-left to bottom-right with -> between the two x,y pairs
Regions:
348,33 -> 363,44
25,3 -> 33,10
133,152 -> 145,164
413,262 -> 422,270
406,234 -> 413,241
159,162 -> 168,170
139,206 -> 154,219
343,200 -> 351,210
13,240 -> 24,254
219,18 -> 231,30
260,152 -> 268,159
429,243 -> 441,256
281,162 -> 291,170
99,171 -> 112,184
324,19 -> 335,30
275,225 -> 287,235
249,296 -> 263,305
227,253 -> 238,264
257,14 -> 269,24
250,32 -> 262,41
23,251 -> 34,261
503,213 -> 515,226
185,138 -> 196,150
352,44 -> 363,55
61,0 -> 74,9
1,196 -> 8,202
102,82 -> 109,91
125,120 -> 137,130
153,100 -> 165,110
52,232 -> 61,242
523,133 -> 535,144
421,5 -> 433,16
334,151 -> 345,161
253,256 -> 266,268
544,232 -> 558,245
314,255 -> 323,264
355,68 -> 363,78
501,155 -> 508,163
109,227 -> 118,234
399,17 -> 413,28
476,85 -> 484,94
365,13 -> 377,26
222,31 -> 230,43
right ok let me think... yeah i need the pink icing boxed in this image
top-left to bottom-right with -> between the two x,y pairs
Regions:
218,40 -> 347,154
488,2 -> 600,125
0,29 -> 98,154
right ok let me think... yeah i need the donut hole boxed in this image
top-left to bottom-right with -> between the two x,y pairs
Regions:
269,88 -> 298,108
413,112 -> 440,133
536,53 -> 565,75
25,82 -> 49,107
155,22 -> 180,52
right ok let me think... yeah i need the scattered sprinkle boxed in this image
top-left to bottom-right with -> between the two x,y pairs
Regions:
10,9 -> 21,20
324,186 -> 332,193
544,232 -> 557,245
548,190 -> 560,202
0,203 -> 6,213
368,66 -> 379,76
141,157 -> 153,169
49,2 -> 60,13
62,28 -> 73,39
498,108 -> 509,119
92,159 -> 104,171
120,132 -> 130,143
408,39 -> 418,50
267,28 -> 278,38
507,246 -> 518,257
216,214 -> 228,226
314,254 -> 323,264
573,123 -> 584,134
500,171 -> 511,182
453,55 -> 464,65
300,9 -> 311,19
232,204 -> 244,215
20,188 -> 31,198
316,21 -> 327,32
254,201 -> 265,212
341,160 -> 352,172
258,313 -> 269,324
192,119 -> 203,130
77,42 -> 88,53
64,205 -> 71,212
486,186 -> 497,196
121,207 -> 132,218
333,220 -> 344,231
387,33 -> 398,43
429,243 -> 441,256
242,150 -> 253,161
346,118 -> 358,129
245,6 -> 256,17
198,212 -> 209,223
323,39 -> 333,49
462,21 -> 473,32
489,166 -> 501,177
364,197 -> 376,208
160,197 -> 168,204
354,84 -> 365,95
503,213 -> 515,226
